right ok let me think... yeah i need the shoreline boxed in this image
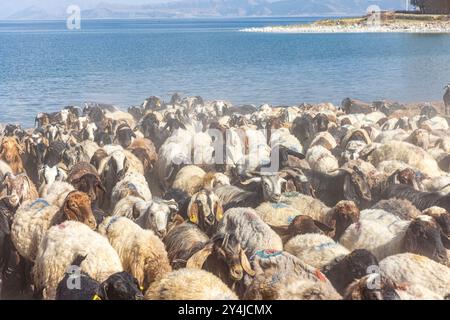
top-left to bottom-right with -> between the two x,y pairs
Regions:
240,13 -> 450,34
240,25 -> 450,34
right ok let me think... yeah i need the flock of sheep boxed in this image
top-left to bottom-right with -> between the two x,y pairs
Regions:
0,93 -> 449,300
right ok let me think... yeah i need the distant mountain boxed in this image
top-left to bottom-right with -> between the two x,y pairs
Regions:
6,0 -> 408,20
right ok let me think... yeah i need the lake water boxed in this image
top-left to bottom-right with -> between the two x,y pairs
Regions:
1,17 -> 450,127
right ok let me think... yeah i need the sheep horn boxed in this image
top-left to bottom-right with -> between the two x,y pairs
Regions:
328,168 -> 354,175
186,244 -> 214,269
240,177 -> 262,185
439,183 -> 450,191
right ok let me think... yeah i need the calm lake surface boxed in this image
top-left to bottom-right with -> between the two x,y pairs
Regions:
1,18 -> 450,126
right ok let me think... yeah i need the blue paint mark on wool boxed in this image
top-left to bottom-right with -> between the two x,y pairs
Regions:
30,198 -> 50,208
271,203 -> 289,209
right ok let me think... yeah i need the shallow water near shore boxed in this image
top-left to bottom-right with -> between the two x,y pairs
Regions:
1,17 -> 450,127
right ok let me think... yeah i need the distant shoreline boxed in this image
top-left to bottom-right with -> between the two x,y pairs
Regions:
240,13 -> 450,34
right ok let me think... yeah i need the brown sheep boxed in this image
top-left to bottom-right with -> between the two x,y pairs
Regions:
128,138 -> 158,175
90,149 -> 109,171
67,162 -> 105,202
62,191 -> 97,230
1,173 -> 38,204
0,137 -> 25,174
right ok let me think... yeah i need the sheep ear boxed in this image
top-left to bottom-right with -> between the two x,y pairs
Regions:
188,201 -> 199,224
268,224 -> 290,236
343,174 -> 358,203
215,203 -> 224,221
313,220 -> 334,234
186,245 -> 213,269
240,249 -> 256,277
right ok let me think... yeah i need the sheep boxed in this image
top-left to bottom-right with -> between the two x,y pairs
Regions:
0,137 -> 24,174
38,164 -> 67,196
127,138 -> 158,175
371,198 -> 421,221
343,274 -> 400,300
214,173 -> 286,211
33,221 -> 123,299
277,193 -> 360,241
171,165 -> 206,196
42,181 -> 74,207
217,207 -> 282,258
145,268 -> 238,300
381,183 -> 450,212
240,251 -> 341,300
305,145 -> 338,173
1,172 -> 39,204
322,249 -> 380,296
301,166 -> 371,208
186,232 -> 256,288
284,233 -> 350,269
66,162 -> 104,202
11,191 -> 97,261
110,171 -> 152,208
339,215 -> 449,264
421,116 -> 449,132
366,140 -> 442,177
132,198 -> 180,238
164,222 -> 209,269
56,255 -> 143,300
11,199 -> 62,261
114,123 -> 136,148
156,129 -> 193,191
98,216 -> 172,290
186,189 -> 223,237
380,253 -> 450,299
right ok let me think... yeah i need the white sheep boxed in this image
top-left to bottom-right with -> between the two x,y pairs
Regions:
284,234 -> 350,269
11,199 -> 62,261
171,165 -> 206,196
367,140 -> 442,177
42,181 -> 74,207
380,253 -> 450,299
98,216 -> 172,290
145,269 -> 238,300
305,145 -> 338,173
38,165 -> 67,197
421,116 -> 449,131
270,128 -> 304,154
33,221 -> 123,299
310,132 -> 337,151
110,171 -> 152,208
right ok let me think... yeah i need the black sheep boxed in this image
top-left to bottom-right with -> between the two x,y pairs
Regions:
55,255 -> 144,300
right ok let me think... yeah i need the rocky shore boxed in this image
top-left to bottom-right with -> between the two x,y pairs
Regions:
240,13 -> 450,33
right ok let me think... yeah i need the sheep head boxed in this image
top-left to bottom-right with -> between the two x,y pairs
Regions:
328,200 -> 360,241
0,137 -> 24,174
62,191 -> 96,230
323,249 -> 379,296
135,199 -> 179,238
422,207 -> 450,237
98,272 -> 144,300
70,173 -> 105,203
336,166 -> 371,206
188,190 -> 223,236
187,233 -> 255,283
344,274 -> 400,300
403,215 -> 449,265
269,215 -> 334,241
388,168 -> 419,190
1,173 -> 37,204
241,172 -> 287,203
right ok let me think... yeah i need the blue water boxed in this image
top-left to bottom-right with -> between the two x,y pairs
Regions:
1,18 -> 450,127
